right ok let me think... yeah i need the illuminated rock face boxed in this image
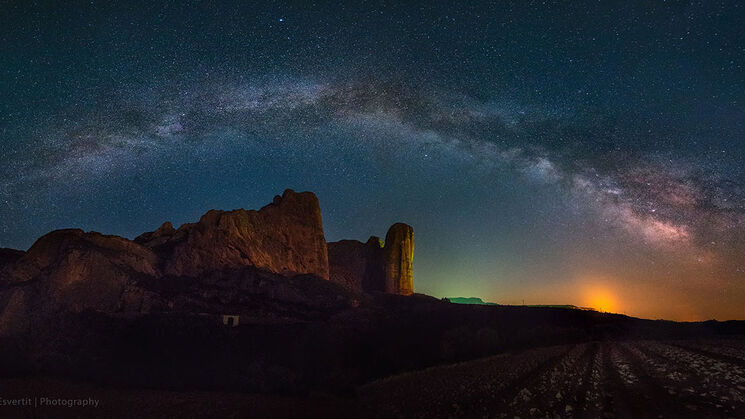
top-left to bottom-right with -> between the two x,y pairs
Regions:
328,223 -> 414,295
141,189 -> 330,280
2,229 -> 161,313
383,223 -> 414,295
0,190 -> 412,333
0,190 -> 330,317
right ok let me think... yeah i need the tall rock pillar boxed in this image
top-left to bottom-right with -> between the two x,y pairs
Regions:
383,223 -> 414,295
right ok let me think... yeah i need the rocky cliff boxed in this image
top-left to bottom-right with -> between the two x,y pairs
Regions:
328,237 -> 385,293
135,189 -> 329,280
328,223 -> 414,295
0,189 -> 414,334
0,230 -> 162,334
383,223 -> 414,295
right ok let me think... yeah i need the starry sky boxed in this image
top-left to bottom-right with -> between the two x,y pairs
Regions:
2,1 -> 745,320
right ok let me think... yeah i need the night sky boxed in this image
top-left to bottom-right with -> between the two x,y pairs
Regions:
2,1 -> 745,320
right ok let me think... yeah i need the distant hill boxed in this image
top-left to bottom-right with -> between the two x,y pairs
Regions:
523,305 -> 595,311
445,297 -> 498,305
444,300 -> 595,311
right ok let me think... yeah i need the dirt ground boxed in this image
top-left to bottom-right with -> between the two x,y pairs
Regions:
1,338 -> 744,418
360,339 -> 745,418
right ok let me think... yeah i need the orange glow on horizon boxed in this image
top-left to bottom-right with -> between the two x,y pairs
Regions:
582,286 -> 618,313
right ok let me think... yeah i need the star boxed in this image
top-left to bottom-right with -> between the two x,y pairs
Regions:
2,1 -> 745,321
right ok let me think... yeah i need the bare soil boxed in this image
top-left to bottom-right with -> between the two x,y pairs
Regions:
2,339 -> 744,418
359,339 -> 745,418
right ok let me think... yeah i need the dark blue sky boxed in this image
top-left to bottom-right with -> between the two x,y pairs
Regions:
2,1 -> 745,320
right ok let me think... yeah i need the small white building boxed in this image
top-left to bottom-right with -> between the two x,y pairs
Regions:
222,314 -> 240,327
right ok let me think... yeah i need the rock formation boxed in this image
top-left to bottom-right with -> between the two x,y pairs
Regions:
328,237 -> 385,292
328,223 -> 414,295
137,189 -> 329,280
383,223 -> 414,295
0,189 -> 414,334
3,229 -> 160,313
134,221 -> 175,247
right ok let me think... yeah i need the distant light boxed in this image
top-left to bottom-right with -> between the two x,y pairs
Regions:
585,287 -> 616,314
279,18 -> 284,22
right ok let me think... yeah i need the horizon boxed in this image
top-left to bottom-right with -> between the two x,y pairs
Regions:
3,1 -> 745,322
2,191 -> 737,322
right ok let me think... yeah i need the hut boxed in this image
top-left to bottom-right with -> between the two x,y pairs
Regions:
221,314 -> 240,327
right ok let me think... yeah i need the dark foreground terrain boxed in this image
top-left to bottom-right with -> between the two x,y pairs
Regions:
2,338 -> 745,418
2,296 -> 745,418
3,270 -> 745,418
361,339 -> 745,418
